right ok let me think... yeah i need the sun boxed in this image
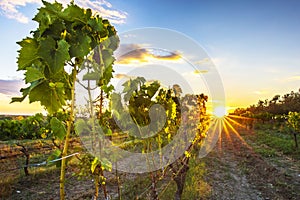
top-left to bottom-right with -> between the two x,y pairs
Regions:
213,106 -> 228,118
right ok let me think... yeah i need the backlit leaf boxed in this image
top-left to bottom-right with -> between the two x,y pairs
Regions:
25,68 -> 45,83
17,38 -> 39,70
38,37 -> 70,74
29,81 -> 66,113
69,32 -> 91,58
50,117 -> 66,140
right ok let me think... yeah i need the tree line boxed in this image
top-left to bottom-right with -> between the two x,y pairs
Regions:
233,89 -> 300,117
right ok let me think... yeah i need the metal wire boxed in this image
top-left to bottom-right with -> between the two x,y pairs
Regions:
0,152 -> 80,174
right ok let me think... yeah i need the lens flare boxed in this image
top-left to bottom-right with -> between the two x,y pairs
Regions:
213,106 -> 228,118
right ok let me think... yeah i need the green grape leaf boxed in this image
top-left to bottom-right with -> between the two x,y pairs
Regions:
33,1 -> 63,34
106,128 -> 112,136
56,82 -> 64,88
33,8 -> 54,34
29,81 -> 66,113
122,80 -> 133,93
101,84 -> 114,94
38,37 -> 70,74
74,119 -> 90,135
60,3 -> 86,22
69,32 -> 91,58
11,86 -> 30,103
108,35 -> 119,51
47,149 -> 61,163
11,81 -> 41,103
88,17 -> 104,32
47,149 -> 62,168
111,93 -> 123,114
102,49 -> 115,68
42,0 -> 63,14
146,81 -> 160,98
25,68 -> 45,83
82,72 -> 100,80
17,38 -> 39,70
11,96 -> 27,103
100,157 -> 112,171
50,117 -> 66,140
43,19 -> 66,38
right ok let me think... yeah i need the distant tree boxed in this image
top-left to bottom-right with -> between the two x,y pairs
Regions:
287,111 -> 300,149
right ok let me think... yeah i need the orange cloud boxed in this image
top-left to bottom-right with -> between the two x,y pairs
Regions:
116,44 -> 181,64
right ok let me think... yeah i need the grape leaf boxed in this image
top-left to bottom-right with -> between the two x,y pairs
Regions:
29,81 -> 67,113
69,32 -> 91,58
146,81 -> 160,98
33,1 -> 63,34
102,49 -> 115,68
60,3 -> 86,22
11,81 -> 41,103
82,72 -> 100,80
88,17 -> 104,32
47,149 -> 62,168
101,84 -> 114,94
38,37 -> 70,74
42,0 -> 63,14
42,19 -> 66,39
25,68 -> 45,83
50,117 -> 66,140
100,157 -> 112,171
74,119 -> 91,135
17,38 -> 39,70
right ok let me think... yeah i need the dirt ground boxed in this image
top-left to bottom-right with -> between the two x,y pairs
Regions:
1,124 -> 300,199
202,125 -> 300,200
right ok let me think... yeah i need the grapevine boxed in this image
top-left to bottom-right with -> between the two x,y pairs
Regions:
12,1 -> 118,199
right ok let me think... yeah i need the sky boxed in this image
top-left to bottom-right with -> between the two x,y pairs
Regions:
0,0 -> 300,115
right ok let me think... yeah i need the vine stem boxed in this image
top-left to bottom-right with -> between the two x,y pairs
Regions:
60,68 -> 77,200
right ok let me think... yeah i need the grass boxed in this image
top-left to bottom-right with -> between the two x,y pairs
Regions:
253,146 -> 277,157
119,157 -> 211,200
243,123 -> 300,160
181,159 -> 211,200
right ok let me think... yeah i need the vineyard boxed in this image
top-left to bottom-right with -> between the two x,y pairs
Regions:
1,111 -> 300,199
1,1 -> 300,200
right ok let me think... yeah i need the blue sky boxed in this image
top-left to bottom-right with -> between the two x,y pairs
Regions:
0,0 -> 300,114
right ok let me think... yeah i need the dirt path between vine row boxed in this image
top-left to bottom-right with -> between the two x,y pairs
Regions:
202,124 -> 300,200
2,124 -> 300,200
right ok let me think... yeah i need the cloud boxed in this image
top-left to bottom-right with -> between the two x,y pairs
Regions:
0,0 -> 40,23
0,0 -> 127,24
73,0 -> 127,24
194,58 -> 211,65
116,44 -> 181,65
192,58 -> 216,73
0,79 -> 24,96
